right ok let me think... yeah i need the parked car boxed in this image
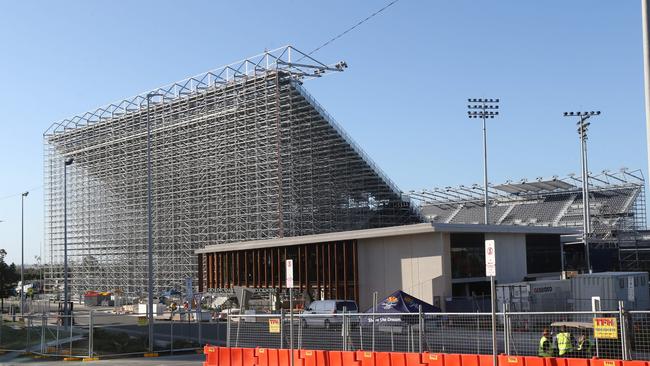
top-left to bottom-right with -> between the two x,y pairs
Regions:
302,300 -> 358,329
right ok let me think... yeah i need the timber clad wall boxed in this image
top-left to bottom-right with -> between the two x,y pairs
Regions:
201,240 -> 359,303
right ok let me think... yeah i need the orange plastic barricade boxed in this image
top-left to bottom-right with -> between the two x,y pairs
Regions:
498,355 -> 524,366
219,347 -> 232,366
460,354 -> 480,366
377,352 -> 395,366
267,349 -> 281,366
621,361 -> 648,366
522,356 -> 545,366
422,353 -> 444,366
591,360 -> 623,366
565,358 -> 589,366
443,354 -> 462,366
230,347 -> 244,366
357,351 -> 377,366
545,358 -> 567,366
300,350 -> 326,366
477,355 -> 493,366
329,351 -> 361,366
404,352 -> 426,366
243,348 -> 257,366
257,348 -> 269,366
203,345 -> 218,366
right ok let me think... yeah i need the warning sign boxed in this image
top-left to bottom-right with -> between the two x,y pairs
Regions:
269,318 -> 280,333
593,317 -> 618,339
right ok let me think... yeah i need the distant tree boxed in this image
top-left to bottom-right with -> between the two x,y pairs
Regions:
0,249 -> 20,311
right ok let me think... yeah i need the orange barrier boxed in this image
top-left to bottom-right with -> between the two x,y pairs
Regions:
329,351 -> 361,366
591,360 -> 623,366
460,354 -> 479,366
621,362 -> 648,366
405,352 -> 426,366
444,354 -> 463,366
422,353 -> 444,366
204,346 -> 642,366
203,345 -> 218,366
523,356 -> 546,366
477,355 -> 493,366
357,351 -> 376,366
499,355 -> 524,366
301,350 -> 327,366
566,358 -> 590,366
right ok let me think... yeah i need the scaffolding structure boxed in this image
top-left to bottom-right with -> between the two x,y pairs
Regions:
44,46 -> 421,298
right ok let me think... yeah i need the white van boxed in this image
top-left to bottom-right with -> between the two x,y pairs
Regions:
302,300 -> 358,329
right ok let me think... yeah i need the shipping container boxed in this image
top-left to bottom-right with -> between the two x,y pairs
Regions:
497,279 -> 571,312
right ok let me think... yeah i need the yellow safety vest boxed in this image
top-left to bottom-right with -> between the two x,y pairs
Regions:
557,332 -> 573,356
538,336 -> 552,357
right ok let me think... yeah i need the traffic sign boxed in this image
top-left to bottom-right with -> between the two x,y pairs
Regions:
485,240 -> 496,277
286,259 -> 294,288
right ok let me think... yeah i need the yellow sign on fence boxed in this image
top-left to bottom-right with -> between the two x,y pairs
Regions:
269,318 -> 280,333
593,317 -> 618,339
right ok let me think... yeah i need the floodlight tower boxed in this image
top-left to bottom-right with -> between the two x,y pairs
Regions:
563,111 -> 601,273
467,98 -> 499,224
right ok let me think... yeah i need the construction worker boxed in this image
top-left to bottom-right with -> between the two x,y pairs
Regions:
555,325 -> 574,357
576,331 -> 593,358
538,328 -> 553,357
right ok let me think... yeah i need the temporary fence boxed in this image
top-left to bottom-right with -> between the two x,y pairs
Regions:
1,305 -> 649,361
225,309 -> 650,361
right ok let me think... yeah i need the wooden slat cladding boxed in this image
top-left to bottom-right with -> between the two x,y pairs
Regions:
201,240 -> 358,303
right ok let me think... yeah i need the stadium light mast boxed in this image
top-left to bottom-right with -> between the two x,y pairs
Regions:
20,191 -> 28,321
467,97 -> 499,366
563,111 -> 600,273
146,92 -> 163,354
467,98 -> 499,223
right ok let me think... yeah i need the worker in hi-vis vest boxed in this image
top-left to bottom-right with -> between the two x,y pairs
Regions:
555,326 -> 574,356
538,328 -> 553,357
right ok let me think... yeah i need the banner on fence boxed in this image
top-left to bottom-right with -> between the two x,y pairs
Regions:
593,317 -> 618,339
269,318 -> 280,333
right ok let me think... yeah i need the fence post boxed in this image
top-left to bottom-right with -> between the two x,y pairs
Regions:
418,305 -> 423,353
170,313 -> 174,354
88,310 -> 94,358
41,312 -> 46,354
618,301 -> 628,360
372,292 -> 377,352
280,309 -> 284,349
226,310 -> 231,347
197,307 -> 202,347
341,306 -> 348,351
26,315 -> 31,353
503,303 -> 509,355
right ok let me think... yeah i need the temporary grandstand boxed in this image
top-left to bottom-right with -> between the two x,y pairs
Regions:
43,46 -> 421,297
409,169 -> 648,271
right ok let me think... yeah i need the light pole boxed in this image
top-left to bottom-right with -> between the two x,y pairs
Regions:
467,97 -> 499,366
467,98 -> 499,224
20,191 -> 28,320
64,157 -> 73,327
146,92 -> 162,354
563,111 -> 600,273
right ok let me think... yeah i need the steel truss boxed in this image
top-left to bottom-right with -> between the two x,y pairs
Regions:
44,46 -> 420,298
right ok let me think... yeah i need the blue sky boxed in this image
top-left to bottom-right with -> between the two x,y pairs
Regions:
0,1 -> 647,265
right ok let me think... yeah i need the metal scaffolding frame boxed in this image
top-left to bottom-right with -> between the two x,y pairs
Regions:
44,46 -> 421,298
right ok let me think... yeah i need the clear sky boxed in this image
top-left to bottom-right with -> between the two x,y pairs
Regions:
0,1 -> 647,265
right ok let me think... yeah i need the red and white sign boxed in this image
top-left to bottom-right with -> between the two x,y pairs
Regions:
286,259 -> 294,288
485,240 -> 496,277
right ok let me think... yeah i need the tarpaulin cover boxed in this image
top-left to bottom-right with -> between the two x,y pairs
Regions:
366,290 -> 441,313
